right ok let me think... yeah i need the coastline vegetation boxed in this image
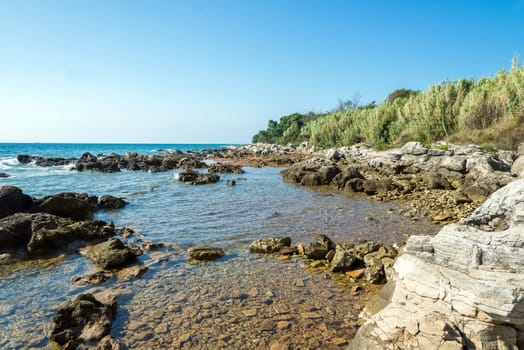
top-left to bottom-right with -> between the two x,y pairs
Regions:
252,58 -> 524,150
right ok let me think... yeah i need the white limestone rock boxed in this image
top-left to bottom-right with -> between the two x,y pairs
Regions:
350,179 -> 524,350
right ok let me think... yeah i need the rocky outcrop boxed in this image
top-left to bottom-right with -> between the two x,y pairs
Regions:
18,150 -> 208,173
350,179 -> 524,349
249,237 -> 292,253
0,186 -> 33,219
188,246 -> 225,261
283,142 -> 517,222
0,172 -> 9,178
50,293 -> 116,349
0,213 -> 115,254
82,238 -> 142,269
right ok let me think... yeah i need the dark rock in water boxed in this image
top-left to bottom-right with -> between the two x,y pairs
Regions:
330,245 -> 357,272
50,293 -> 115,348
28,192 -> 98,219
76,152 -> 121,173
0,172 -> 9,178
16,154 -> 76,167
0,186 -> 33,219
249,237 -> 291,253
98,195 -> 127,209
0,213 -> 102,253
71,271 -> 113,285
188,246 -> 225,261
0,213 -> 33,248
208,162 -> 244,174
178,170 -> 220,185
226,180 -> 236,186
82,238 -> 142,269
27,214 -> 115,254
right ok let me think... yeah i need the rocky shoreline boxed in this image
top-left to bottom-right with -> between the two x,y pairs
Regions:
4,141 -> 524,348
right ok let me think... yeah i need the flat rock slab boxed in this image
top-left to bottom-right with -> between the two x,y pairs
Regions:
188,246 -> 224,261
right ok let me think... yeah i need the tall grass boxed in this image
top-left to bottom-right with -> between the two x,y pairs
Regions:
304,64 -> 524,150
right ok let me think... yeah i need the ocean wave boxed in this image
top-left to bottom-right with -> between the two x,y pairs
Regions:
0,157 -> 19,170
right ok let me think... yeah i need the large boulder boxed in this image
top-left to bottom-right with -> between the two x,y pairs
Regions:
249,237 -> 291,253
0,186 -> 33,219
350,179 -> 524,349
50,293 -> 115,348
82,238 -> 142,269
0,213 -> 33,248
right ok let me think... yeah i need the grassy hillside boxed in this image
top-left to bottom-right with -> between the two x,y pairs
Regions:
253,63 -> 524,150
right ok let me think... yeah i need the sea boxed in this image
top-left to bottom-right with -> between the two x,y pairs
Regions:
0,143 -> 438,349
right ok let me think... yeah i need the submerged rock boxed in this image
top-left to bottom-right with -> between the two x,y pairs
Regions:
249,237 -> 291,253
351,179 -> 524,349
50,293 -> 115,348
188,246 -> 225,261
82,238 -> 142,269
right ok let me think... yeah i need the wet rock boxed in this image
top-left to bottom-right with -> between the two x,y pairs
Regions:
0,172 -> 9,178
71,271 -> 113,285
76,152 -> 121,173
226,180 -> 236,186
188,246 -> 224,261
82,238 -> 142,269
249,237 -> 291,253
50,293 -> 115,348
27,215 -> 115,255
28,192 -> 98,220
330,167 -> 365,189
116,266 -> 148,280
0,186 -> 33,219
330,245 -> 356,272
97,195 -> 127,210
178,170 -> 220,185
0,213 -> 33,248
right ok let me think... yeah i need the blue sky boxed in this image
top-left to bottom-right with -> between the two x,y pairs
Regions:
0,0 -> 523,143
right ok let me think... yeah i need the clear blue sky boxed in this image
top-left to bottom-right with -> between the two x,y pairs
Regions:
1,0 -> 523,144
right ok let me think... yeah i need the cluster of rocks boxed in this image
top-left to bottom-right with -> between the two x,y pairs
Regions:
17,150 -> 207,173
283,141 -> 519,223
208,143 -> 312,167
351,178 -> 524,349
0,185 -> 147,349
249,235 -> 399,285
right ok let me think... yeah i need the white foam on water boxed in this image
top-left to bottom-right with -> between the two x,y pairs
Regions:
0,157 -> 19,170
173,172 -> 180,180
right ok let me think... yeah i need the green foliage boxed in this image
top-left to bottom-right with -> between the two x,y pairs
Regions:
252,62 -> 524,150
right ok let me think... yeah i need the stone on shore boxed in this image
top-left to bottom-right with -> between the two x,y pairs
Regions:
350,179 -> 524,349
28,192 -> 98,219
177,170 -> 220,185
249,237 -> 291,253
188,246 -> 225,261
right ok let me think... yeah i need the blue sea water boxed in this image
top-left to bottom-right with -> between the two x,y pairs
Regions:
0,143 -> 438,349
